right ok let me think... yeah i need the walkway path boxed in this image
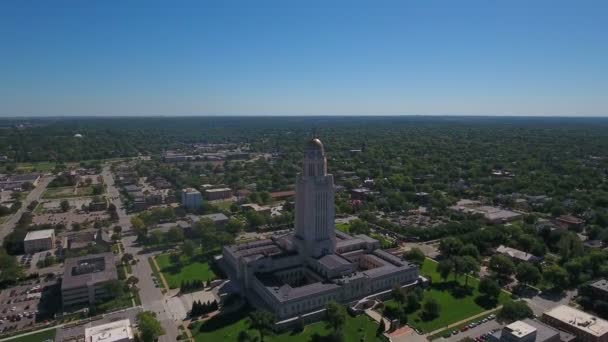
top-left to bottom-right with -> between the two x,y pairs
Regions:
364,309 -> 391,332
150,255 -> 170,290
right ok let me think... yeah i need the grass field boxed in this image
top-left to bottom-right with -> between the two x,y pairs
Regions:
155,249 -> 217,289
42,186 -> 75,199
6,328 -> 56,342
384,259 -> 511,333
212,200 -> 234,210
336,223 -> 350,232
16,162 -> 57,172
75,185 -> 101,196
191,309 -> 382,342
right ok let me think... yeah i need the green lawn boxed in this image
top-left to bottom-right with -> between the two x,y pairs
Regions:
384,258 -> 510,333
192,309 -> 382,342
155,249 -> 217,289
336,223 -> 350,232
212,200 -> 234,210
42,186 -> 76,199
16,162 -> 57,172
6,328 -> 56,342
76,185 -> 96,196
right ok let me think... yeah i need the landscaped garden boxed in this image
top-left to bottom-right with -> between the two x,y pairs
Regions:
383,258 -> 511,333
155,248 -> 217,289
191,308 -> 383,342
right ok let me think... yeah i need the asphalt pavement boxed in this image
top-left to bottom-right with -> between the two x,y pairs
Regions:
103,167 -> 180,342
0,176 -> 53,243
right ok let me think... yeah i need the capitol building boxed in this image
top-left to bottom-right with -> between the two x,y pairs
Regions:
217,137 -> 420,323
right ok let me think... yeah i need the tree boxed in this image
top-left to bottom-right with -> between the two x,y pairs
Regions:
170,253 -> 181,266
406,293 -> 421,312
438,259 -> 453,281
238,330 -> 254,342
498,301 -> 533,322
137,311 -> 165,342
422,298 -> 440,320
489,255 -> 515,279
458,255 -> 480,287
60,200 -> 70,212
478,278 -> 501,299
166,226 -> 184,243
182,240 -> 196,257
544,264 -> 569,291
557,232 -> 584,260
127,276 -> 139,286
325,301 -> 347,332
377,318 -> 386,336
249,310 -> 275,342
392,284 -> 406,303
404,248 -> 425,264
439,237 -> 463,258
103,279 -> 125,298
459,244 -> 481,260
122,253 -> 134,264
113,225 -> 122,234
226,218 -> 245,235
515,262 -> 541,287
349,219 -> 370,235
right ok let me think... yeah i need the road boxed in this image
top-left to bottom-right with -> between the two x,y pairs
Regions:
0,176 -> 53,243
103,166 -> 180,342
523,289 -> 577,316
438,320 -> 503,342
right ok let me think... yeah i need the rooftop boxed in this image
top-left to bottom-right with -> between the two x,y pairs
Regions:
505,320 -> 537,338
591,279 -> 608,292
84,319 -> 133,342
183,188 -> 201,194
205,187 -> 232,192
543,305 -> 608,337
61,252 -> 117,290
24,229 -> 54,241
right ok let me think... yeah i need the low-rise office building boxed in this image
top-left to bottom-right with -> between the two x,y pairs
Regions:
542,305 -> 608,342
489,319 -> 574,342
61,252 -> 118,308
204,187 -> 232,200
23,229 -> 55,253
84,319 -> 134,342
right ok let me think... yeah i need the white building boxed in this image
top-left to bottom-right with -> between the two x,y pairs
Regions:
218,138 -> 420,323
84,319 -> 134,342
181,188 -> 202,209
23,229 -> 55,254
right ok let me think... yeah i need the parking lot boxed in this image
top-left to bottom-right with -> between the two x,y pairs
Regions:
438,314 -> 502,342
0,278 -> 57,334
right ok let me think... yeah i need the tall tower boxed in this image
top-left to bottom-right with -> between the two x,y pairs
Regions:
294,137 -> 336,258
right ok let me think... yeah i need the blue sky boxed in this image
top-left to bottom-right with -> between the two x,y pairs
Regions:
1,0 -> 607,117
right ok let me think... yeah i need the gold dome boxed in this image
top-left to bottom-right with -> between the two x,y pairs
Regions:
307,138 -> 324,152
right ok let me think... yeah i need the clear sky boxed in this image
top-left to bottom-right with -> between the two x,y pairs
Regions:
1,0 -> 607,117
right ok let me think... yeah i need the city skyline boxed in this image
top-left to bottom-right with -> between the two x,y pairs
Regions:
1,0 -> 607,117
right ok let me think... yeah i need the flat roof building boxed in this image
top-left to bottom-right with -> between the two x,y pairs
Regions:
204,187 -> 232,201
542,305 -> 608,342
23,229 -> 55,254
181,188 -> 202,210
61,252 -> 118,308
489,319 -> 574,342
84,319 -> 134,342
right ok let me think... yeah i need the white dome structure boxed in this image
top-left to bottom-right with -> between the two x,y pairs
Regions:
74,133 -> 83,138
